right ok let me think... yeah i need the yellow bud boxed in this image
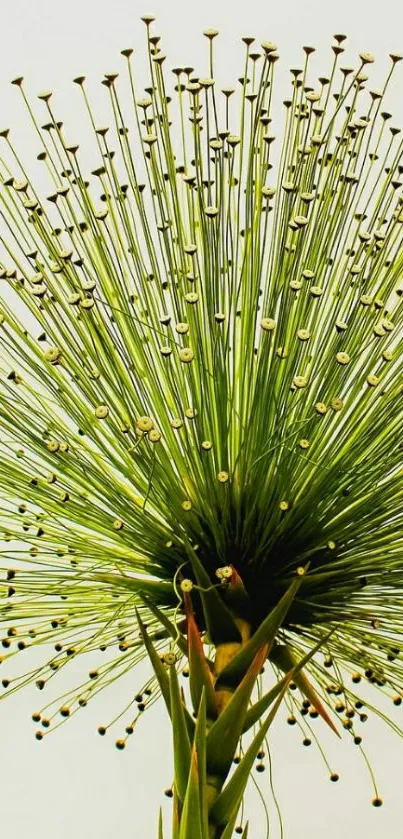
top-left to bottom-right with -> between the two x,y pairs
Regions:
261,318 -> 276,331
136,416 -> 154,432
95,405 -> 109,418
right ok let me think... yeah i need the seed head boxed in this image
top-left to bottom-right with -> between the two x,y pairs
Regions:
162,652 -> 176,666
95,405 -> 109,419
359,51 -> 375,64
335,352 -> 350,365
178,348 -> 194,363
44,347 -> 62,364
261,318 -> 276,331
216,566 -> 233,580
1,24 -> 403,829
136,416 -> 154,432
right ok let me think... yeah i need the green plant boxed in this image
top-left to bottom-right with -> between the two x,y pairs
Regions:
0,17 -> 402,837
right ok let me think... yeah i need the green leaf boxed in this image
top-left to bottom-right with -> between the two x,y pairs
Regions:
215,573 -> 304,690
270,640 -> 340,737
210,682 -> 289,828
136,608 -> 195,738
211,631 -> 338,829
91,572 -> 174,603
242,672 -> 291,733
206,644 -> 268,779
185,593 -> 217,720
138,592 -> 187,655
178,737 -> 203,839
170,662 -> 192,803
172,791 -> 180,839
223,566 -> 252,614
219,810 -> 240,839
158,808 -> 164,839
135,608 -> 171,714
184,539 -> 242,645
243,626 -> 337,733
193,689 -> 209,839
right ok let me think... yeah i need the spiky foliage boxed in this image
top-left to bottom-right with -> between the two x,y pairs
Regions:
0,17 -> 403,833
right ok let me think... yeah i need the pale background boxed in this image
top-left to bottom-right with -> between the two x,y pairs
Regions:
0,0 -> 402,836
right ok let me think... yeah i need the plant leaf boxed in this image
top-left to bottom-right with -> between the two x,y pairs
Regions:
184,539 -> 242,645
158,808 -> 164,839
185,592 -> 217,720
241,673 -> 291,733
215,573 -> 304,690
170,662 -> 192,803
210,681 -> 289,829
269,640 -> 340,737
136,608 -> 195,738
219,810 -> 241,839
206,644 -> 268,779
172,791 -> 180,839
223,566 -> 252,614
135,608 -> 171,714
139,592 -> 187,655
243,626 -> 338,733
178,736 -> 203,839
91,572 -> 174,602
194,689 -> 209,839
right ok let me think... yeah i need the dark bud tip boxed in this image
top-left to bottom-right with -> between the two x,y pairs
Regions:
115,739 -> 126,750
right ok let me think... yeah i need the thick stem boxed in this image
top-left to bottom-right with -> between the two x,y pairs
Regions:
204,618 -> 252,835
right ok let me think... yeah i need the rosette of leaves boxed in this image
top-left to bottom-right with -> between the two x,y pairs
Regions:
0,17 -> 402,837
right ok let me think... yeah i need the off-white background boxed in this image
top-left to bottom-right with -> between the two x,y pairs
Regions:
0,0 -> 403,836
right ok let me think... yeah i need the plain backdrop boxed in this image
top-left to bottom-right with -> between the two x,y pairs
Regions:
0,0 -> 403,837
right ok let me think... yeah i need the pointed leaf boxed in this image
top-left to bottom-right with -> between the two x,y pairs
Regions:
170,662 -> 192,803
242,672 -> 291,733
136,608 -> 195,738
92,572 -> 174,602
185,594 -> 217,720
136,608 -> 171,714
219,810 -> 240,839
172,791 -> 180,839
270,640 -> 340,737
158,808 -> 164,839
211,682 -> 289,828
193,689 -> 209,839
215,573 -> 304,690
184,539 -> 242,645
206,644 -> 268,779
243,626 -> 338,733
139,592 -> 187,655
223,566 -> 252,614
178,740 -> 203,839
